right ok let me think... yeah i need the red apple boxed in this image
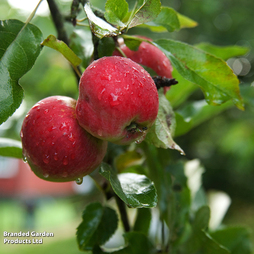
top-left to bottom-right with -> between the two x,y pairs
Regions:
113,36 -> 173,93
76,56 -> 159,145
20,96 -> 108,182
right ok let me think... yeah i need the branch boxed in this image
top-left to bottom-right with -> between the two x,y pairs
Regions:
46,0 -> 69,44
46,0 -> 81,82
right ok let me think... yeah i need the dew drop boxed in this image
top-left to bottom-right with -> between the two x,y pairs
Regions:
22,155 -> 28,163
43,154 -> 50,164
132,66 -> 139,73
44,109 -> 49,114
59,122 -> 67,131
97,129 -> 103,136
54,153 -> 58,161
63,156 -> 68,165
43,172 -> 49,178
110,93 -> 120,106
62,172 -> 68,177
76,177 -> 83,185
98,88 -> 106,100
68,132 -> 75,142
20,131 -> 23,138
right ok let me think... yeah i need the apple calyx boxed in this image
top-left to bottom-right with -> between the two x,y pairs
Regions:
152,76 -> 178,90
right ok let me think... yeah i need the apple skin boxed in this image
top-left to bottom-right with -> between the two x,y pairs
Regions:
76,56 -> 159,145
113,37 -> 173,93
20,96 -> 108,182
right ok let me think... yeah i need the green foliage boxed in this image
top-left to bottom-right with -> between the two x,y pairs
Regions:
195,43 -> 250,60
153,39 -> 244,110
105,0 -> 129,28
99,162 -> 157,208
145,90 -> 184,154
0,137 -> 22,158
210,227 -> 253,254
1,0 -> 253,253
77,202 -> 118,251
0,19 -> 43,124
41,34 -> 82,67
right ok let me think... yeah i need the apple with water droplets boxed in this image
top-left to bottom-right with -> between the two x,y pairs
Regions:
113,36 -> 173,94
20,96 -> 108,182
76,56 -> 159,145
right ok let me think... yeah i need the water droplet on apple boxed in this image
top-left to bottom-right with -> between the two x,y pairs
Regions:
68,132 -> 75,141
43,154 -> 50,164
124,84 -> 129,91
98,88 -> 106,100
43,172 -> 49,178
76,178 -> 83,185
132,66 -> 139,73
20,130 -> 23,138
59,122 -> 67,131
98,130 -> 103,136
22,155 -> 28,163
44,109 -> 49,114
54,153 -> 58,161
110,93 -> 120,106
62,172 -> 68,177
63,156 -> 68,165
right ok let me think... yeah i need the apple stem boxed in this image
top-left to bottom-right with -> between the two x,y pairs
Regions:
152,76 -> 178,90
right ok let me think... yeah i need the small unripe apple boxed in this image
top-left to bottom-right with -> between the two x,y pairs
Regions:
113,36 -> 173,93
76,56 -> 159,145
20,96 -> 108,182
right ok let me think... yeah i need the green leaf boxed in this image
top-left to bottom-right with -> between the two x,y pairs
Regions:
166,68 -> 198,108
193,206 -> 210,231
153,39 -> 244,110
195,42 -> 250,60
41,34 -> 81,67
99,162 -> 157,208
174,99 -> 233,137
77,202 -> 103,250
112,232 -> 154,254
210,226 -> 252,254
69,28 -> 94,68
84,3 -> 119,38
98,37 -> 116,58
0,19 -> 43,124
133,208 -> 152,235
128,0 -> 161,29
145,90 -> 185,154
152,7 -> 180,32
123,36 -> 142,51
86,207 -> 118,249
139,7 -> 180,32
105,0 -> 129,27
0,138 -> 22,159
76,202 -> 118,251
114,150 -> 144,172
184,230 -> 230,254
177,12 -> 198,29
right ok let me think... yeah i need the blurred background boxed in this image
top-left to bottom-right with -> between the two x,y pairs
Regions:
0,0 -> 254,253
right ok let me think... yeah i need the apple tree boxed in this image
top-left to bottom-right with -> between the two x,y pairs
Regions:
0,0 -> 252,253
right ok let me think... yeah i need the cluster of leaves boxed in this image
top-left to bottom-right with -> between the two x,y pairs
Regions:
0,0 -> 252,253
